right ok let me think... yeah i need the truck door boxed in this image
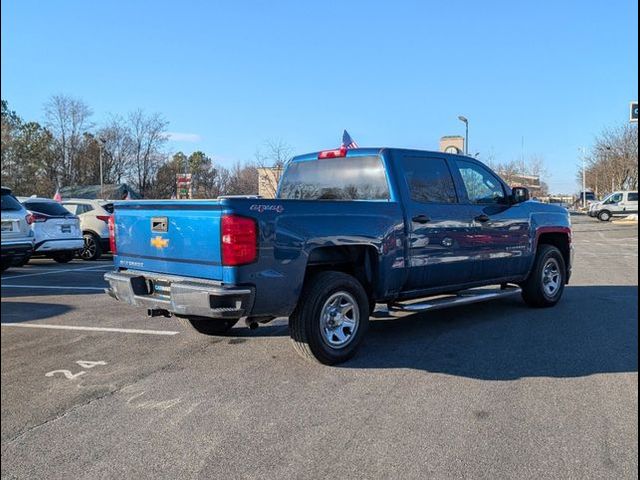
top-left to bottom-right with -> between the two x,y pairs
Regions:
397,155 -> 477,291
452,159 -> 531,281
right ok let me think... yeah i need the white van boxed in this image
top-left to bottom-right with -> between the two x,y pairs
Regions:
592,191 -> 638,221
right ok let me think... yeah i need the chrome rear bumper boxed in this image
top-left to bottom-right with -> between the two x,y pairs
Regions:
104,270 -> 254,319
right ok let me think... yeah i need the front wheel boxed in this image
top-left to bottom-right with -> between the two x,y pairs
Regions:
289,271 -> 369,365
520,245 -> 566,308
177,316 -> 238,335
598,210 -> 612,222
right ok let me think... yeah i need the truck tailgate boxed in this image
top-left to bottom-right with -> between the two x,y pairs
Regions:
113,202 -> 224,281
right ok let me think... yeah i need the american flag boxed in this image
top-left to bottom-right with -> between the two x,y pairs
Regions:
53,187 -> 62,202
342,130 -> 358,149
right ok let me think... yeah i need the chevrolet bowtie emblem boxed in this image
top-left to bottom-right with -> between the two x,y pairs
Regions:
150,236 -> 169,249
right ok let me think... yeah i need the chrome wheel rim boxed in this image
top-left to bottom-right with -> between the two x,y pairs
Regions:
542,258 -> 562,298
320,292 -> 359,349
81,236 -> 96,259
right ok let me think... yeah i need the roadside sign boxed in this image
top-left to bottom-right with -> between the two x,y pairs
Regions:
631,101 -> 638,123
176,173 -> 192,199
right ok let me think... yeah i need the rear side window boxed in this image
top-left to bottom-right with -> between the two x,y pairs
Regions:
62,203 -> 78,214
628,192 -> 638,202
278,155 -> 390,201
23,201 -> 72,216
102,203 -> 114,214
1,193 -> 23,211
400,157 -> 457,203
73,204 -> 94,214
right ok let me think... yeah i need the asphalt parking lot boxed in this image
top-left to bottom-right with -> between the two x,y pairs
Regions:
1,215 -> 637,479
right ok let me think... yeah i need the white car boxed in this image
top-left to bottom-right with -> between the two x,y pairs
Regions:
61,199 -> 114,260
19,197 -> 84,263
1,187 -> 34,271
591,191 -> 638,221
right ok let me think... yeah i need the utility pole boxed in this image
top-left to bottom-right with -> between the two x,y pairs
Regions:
581,147 -> 587,208
98,137 -> 106,199
458,116 -> 469,155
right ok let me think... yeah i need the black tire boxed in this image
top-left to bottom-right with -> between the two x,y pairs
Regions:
289,271 -> 369,365
1,258 -> 12,272
520,245 -> 566,308
52,252 -> 75,263
177,316 -> 238,335
80,233 -> 102,261
598,210 -> 612,222
15,255 -> 31,267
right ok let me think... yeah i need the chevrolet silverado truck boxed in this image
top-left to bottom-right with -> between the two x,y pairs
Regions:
105,148 -> 573,364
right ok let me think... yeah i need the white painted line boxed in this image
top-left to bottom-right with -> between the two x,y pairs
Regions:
1,323 -> 179,336
4,264 -> 113,279
1,285 -> 105,291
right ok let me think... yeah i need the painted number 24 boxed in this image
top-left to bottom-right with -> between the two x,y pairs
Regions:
45,360 -> 107,380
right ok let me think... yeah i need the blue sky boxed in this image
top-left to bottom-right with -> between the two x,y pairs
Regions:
1,0 -> 637,193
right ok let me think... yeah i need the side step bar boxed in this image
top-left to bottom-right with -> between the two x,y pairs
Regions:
389,285 -> 522,313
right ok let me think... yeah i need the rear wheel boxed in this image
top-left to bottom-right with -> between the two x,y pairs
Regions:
520,245 -> 566,308
80,233 -> 102,261
289,271 -> 369,365
177,316 -> 238,335
52,252 -> 76,263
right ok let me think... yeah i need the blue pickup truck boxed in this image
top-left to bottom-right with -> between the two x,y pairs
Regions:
105,147 -> 573,364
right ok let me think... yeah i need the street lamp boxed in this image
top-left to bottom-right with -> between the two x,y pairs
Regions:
97,137 -> 106,199
604,145 -> 613,193
579,146 -> 587,208
458,116 -> 469,155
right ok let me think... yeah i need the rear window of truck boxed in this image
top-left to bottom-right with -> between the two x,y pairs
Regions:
278,155 -> 390,201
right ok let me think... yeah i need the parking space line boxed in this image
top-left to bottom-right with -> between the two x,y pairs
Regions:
1,285 -> 105,291
1,323 -> 179,336
3,264 -> 113,280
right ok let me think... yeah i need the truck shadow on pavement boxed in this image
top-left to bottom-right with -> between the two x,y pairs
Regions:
341,285 -> 638,379
0,301 -> 73,323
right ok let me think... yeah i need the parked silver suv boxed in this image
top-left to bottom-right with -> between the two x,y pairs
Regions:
1,187 -> 35,271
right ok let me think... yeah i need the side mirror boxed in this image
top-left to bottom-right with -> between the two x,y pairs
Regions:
511,186 -> 530,204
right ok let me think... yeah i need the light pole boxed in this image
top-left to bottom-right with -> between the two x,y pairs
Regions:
98,137 -> 106,199
580,147 -> 587,208
458,116 -> 469,155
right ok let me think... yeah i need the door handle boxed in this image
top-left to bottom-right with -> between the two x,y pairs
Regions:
412,214 -> 431,224
474,214 -> 490,222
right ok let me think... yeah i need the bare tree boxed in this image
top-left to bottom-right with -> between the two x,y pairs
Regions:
488,154 -> 549,196
97,115 -> 133,184
44,94 -> 93,186
581,124 -> 638,195
127,110 -> 168,197
254,139 -> 292,197
227,162 -> 259,195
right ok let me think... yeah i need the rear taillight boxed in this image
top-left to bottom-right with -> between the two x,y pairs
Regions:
25,213 -> 35,225
108,215 -> 117,255
30,213 -> 48,223
221,215 -> 257,266
318,147 -> 347,159
97,215 -> 111,223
